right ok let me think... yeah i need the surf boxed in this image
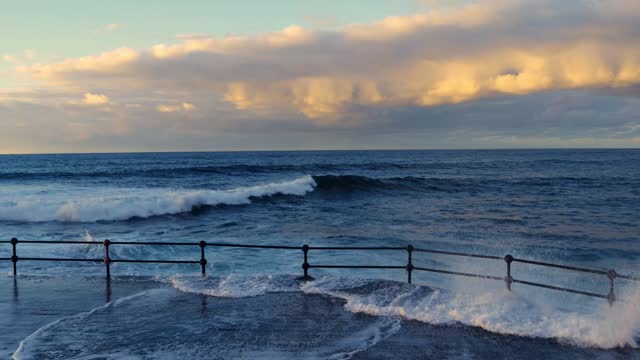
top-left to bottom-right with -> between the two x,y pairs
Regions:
0,176 -> 316,223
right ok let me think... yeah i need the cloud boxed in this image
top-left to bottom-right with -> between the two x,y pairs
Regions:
19,47 -> 139,81
82,92 -> 109,105
175,33 -> 213,40
15,0 -> 640,124
2,54 -> 16,63
2,0 -> 640,152
157,102 -> 194,113
2,87 -> 639,153
23,49 -> 35,60
3,49 -> 36,64
105,23 -> 120,31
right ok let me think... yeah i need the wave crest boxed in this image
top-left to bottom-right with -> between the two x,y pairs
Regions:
0,176 -> 316,223
312,175 -> 461,193
0,174 -> 632,222
172,275 -> 640,349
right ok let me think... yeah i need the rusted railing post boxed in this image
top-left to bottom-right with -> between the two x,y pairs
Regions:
302,244 -> 311,280
407,245 -> 414,284
607,269 -> 617,306
199,241 -> 207,277
103,239 -> 111,279
504,255 -> 513,291
11,238 -> 18,277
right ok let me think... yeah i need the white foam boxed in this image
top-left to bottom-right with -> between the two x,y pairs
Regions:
302,276 -> 640,349
12,290 -> 155,359
169,274 -> 301,298
12,285 -> 400,360
172,274 -> 640,349
0,176 -> 316,222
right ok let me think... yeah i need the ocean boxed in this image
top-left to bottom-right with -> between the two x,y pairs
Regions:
1,149 -> 639,359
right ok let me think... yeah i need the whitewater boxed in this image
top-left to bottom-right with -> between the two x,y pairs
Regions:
1,150 -> 639,358
0,175 -> 317,222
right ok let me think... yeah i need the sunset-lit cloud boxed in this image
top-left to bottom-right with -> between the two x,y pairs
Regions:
81,92 -> 109,105
3,49 -> 36,64
2,54 -> 16,63
105,23 -> 120,32
20,47 -> 139,81
2,0 -> 640,152
15,0 -> 640,119
157,102 -> 194,113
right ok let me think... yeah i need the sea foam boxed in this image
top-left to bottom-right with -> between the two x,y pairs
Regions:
0,176 -> 316,222
170,274 -> 640,349
12,285 -> 401,360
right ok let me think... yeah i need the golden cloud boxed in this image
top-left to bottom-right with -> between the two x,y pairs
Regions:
157,102 -> 195,113
82,92 -> 110,105
12,0 -> 640,123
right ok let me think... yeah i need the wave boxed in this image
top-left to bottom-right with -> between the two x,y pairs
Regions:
0,176 -> 316,222
13,284 -> 401,359
0,174 -> 474,223
0,158 -> 617,181
1,173 -> 633,223
312,175 -> 464,193
13,290 -> 153,359
0,175 -> 471,223
312,174 -> 637,194
9,274 -> 640,358
0,162 -> 433,180
169,275 -> 640,349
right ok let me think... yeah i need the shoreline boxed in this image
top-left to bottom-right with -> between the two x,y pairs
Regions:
2,274 -> 639,359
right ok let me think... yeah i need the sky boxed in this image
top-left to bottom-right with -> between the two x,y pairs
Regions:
1,0 -> 640,153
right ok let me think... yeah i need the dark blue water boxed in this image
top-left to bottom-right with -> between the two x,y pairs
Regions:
1,149 -> 639,357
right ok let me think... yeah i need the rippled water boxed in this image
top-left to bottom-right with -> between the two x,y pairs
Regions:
1,149 -> 639,357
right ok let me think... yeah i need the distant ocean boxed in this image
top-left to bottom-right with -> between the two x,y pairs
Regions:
1,149 -> 639,358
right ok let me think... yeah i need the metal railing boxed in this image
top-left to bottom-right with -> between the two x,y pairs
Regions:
2,238 -> 638,305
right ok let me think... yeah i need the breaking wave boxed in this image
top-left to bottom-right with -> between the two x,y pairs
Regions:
0,176 -> 316,223
0,174 -> 634,223
170,274 -> 640,349
10,274 -> 640,358
12,285 -> 402,359
0,158 -> 613,181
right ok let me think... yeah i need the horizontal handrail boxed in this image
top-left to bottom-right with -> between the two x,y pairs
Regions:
512,257 -> 609,275
309,265 -> 406,269
2,237 -> 638,306
18,257 -> 102,262
110,241 -> 201,246
112,259 -> 199,264
3,239 -> 637,280
309,246 -> 406,251
618,274 -> 640,281
413,248 -> 503,260
13,240 -> 100,245
414,266 -> 504,280
205,243 -> 300,250
512,279 -> 608,299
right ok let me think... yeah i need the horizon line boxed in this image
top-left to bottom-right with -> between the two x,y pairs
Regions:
1,147 -> 639,156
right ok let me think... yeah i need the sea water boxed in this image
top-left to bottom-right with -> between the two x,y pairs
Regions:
0,150 -> 639,358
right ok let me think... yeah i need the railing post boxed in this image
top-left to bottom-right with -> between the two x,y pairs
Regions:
105,277 -> 112,303
407,245 -> 414,284
199,241 -> 207,277
103,239 -> 111,279
302,245 -> 311,280
504,255 -> 513,291
11,238 -> 18,277
607,269 -> 617,306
